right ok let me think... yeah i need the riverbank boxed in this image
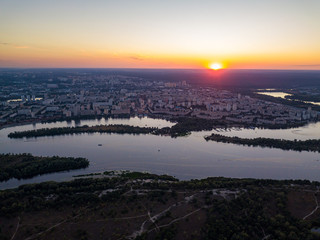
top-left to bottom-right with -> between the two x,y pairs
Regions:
0,114 -> 175,131
1,113 -> 318,135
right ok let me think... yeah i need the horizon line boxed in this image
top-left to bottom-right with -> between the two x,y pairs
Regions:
0,67 -> 320,71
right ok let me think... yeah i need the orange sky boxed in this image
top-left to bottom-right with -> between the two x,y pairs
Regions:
1,0 -> 320,69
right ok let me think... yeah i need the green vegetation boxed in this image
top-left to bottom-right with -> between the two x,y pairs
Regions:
205,187 -> 311,240
205,133 -> 320,152
119,171 -> 178,181
157,117 -> 224,137
7,118 -> 222,139
73,172 -> 102,178
0,174 -> 320,239
0,153 -> 89,181
8,124 -> 156,138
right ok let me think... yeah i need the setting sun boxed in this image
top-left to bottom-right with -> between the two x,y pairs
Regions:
209,63 -> 223,70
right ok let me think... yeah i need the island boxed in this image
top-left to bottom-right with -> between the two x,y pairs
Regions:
7,124 -> 156,139
0,153 -> 89,181
6,118 -> 218,139
204,133 -> 320,152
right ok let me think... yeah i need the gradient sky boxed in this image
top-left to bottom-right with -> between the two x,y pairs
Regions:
1,0 -> 320,69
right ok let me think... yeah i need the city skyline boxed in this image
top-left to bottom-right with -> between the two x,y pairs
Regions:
1,0 -> 320,69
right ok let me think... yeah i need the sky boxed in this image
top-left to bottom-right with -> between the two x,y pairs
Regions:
0,0 -> 320,69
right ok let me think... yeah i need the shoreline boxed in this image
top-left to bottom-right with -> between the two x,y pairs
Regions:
1,114 -> 318,133
0,114 -> 173,131
2,168 -> 320,191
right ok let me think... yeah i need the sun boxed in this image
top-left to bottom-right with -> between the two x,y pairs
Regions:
209,63 -> 223,70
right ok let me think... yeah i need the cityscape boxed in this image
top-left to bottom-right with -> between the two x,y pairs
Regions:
1,71 -> 319,129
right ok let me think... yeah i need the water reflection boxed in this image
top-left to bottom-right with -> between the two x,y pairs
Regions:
1,117 -> 320,189
256,91 -> 292,99
0,116 -> 175,139
198,122 -> 320,141
256,91 -> 320,106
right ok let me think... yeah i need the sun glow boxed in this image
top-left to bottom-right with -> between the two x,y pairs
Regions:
209,63 -> 223,70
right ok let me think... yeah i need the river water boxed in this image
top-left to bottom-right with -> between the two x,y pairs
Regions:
256,91 -> 320,106
200,122 -> 320,141
1,117 -> 320,189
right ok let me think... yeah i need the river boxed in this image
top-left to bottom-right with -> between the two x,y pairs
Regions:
1,117 -> 320,189
199,122 -> 320,140
256,91 -> 320,106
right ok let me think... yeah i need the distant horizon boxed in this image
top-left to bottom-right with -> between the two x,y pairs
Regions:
1,67 -> 320,72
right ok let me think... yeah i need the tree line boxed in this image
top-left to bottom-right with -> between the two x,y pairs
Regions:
205,133 -> 320,152
8,124 -> 156,138
0,153 -> 89,181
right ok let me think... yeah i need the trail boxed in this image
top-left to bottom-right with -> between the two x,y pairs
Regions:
126,193 -> 199,239
148,208 -> 202,233
303,192 -> 319,220
24,208 -> 88,240
10,216 -> 20,240
91,214 -> 148,222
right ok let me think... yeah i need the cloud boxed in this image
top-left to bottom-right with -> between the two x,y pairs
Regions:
129,55 -> 145,61
0,42 -> 30,49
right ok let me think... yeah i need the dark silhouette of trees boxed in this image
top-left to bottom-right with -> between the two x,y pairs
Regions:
0,153 -> 89,181
8,124 -> 156,139
205,134 -> 320,153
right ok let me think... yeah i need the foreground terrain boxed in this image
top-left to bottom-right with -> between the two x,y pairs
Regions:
1,172 -> 320,240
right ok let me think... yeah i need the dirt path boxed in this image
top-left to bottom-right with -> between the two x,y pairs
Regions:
10,216 -> 20,240
90,214 -> 149,222
148,208 -> 202,233
24,208 -> 88,240
126,192 -> 200,239
303,192 -> 319,220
